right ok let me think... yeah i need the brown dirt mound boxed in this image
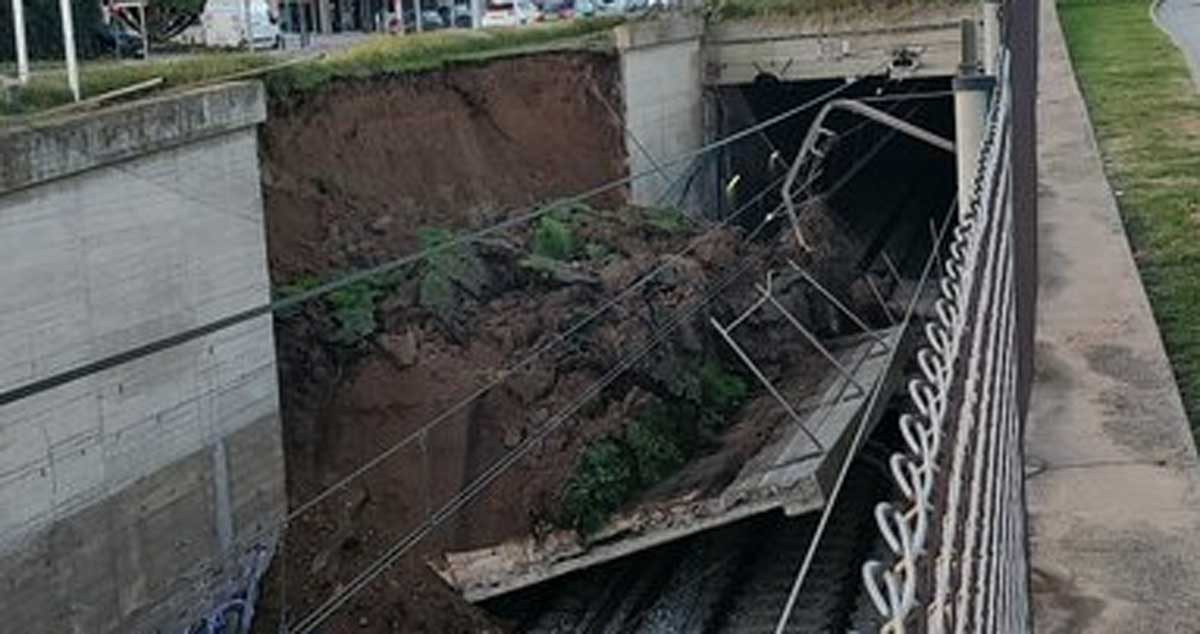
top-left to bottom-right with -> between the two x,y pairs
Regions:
259,50 -> 627,284
252,52 -> 879,634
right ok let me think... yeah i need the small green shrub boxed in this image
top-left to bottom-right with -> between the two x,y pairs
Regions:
626,409 -> 688,487
274,275 -> 320,319
643,206 -> 689,235
418,227 -> 489,324
325,281 -> 382,346
532,215 -> 576,261
557,358 -> 752,535
274,267 -> 412,345
560,439 -> 637,534
699,358 -> 749,415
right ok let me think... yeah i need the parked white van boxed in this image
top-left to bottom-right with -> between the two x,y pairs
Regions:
480,0 -> 541,27
200,0 -> 282,48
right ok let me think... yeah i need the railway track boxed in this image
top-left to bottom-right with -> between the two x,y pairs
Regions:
490,458 -> 890,634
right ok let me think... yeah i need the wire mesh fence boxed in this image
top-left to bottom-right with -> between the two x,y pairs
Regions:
862,50 -> 1030,634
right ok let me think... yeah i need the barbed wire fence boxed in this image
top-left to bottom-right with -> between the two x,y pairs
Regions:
861,48 -> 1028,634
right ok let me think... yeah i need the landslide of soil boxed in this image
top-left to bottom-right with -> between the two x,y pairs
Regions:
252,50 -> 878,634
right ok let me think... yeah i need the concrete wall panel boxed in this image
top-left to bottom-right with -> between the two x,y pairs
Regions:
0,83 -> 283,634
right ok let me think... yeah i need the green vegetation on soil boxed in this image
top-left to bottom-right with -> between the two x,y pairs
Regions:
641,205 -> 690,234
560,357 -> 749,534
275,267 -> 409,349
1,18 -> 620,118
532,215 -> 579,261
1058,0 -> 1200,429
418,227 -> 491,331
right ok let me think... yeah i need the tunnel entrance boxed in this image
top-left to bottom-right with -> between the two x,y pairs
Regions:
714,75 -> 957,287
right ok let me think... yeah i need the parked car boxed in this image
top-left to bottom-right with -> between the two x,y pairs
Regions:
95,22 -> 144,58
452,0 -> 474,27
540,0 -> 574,20
481,0 -> 541,27
400,8 -> 447,30
575,0 -> 595,16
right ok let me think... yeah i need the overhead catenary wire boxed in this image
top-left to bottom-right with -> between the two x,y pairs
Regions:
288,94 -> 943,632
288,220 -> 779,634
256,78 -> 925,586
5,60 -> 902,629
281,171 -> 793,525
103,77 -> 916,615
0,61 -> 888,410
115,167 -> 799,629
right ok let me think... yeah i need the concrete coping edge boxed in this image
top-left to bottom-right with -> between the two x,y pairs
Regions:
0,81 -> 266,194
614,14 -> 704,51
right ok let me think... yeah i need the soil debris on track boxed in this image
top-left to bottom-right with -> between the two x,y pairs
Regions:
250,50 -> 886,633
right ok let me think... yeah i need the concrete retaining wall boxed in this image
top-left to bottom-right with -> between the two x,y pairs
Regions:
616,16 -> 710,209
0,83 -> 284,633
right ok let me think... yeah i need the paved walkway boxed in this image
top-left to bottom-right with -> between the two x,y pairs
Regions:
1026,0 -> 1200,632
1155,0 -> 1200,89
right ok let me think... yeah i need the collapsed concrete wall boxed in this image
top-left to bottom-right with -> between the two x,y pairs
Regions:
0,83 -> 284,633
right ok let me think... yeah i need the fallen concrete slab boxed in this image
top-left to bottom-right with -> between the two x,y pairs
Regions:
432,325 -> 910,603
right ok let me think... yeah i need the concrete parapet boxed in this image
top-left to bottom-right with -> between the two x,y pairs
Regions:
0,81 -> 266,194
0,82 -> 282,633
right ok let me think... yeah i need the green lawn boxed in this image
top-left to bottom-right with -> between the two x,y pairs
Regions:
1058,0 -> 1200,429
1,18 -> 620,119
265,18 -> 619,100
2,53 -> 275,117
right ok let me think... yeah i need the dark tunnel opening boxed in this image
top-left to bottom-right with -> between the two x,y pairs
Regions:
714,74 -> 957,283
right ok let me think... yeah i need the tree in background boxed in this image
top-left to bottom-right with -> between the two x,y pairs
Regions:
113,0 -> 207,42
0,0 -> 103,60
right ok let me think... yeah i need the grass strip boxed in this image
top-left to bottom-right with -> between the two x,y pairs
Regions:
1059,0 -> 1200,429
2,18 -> 620,118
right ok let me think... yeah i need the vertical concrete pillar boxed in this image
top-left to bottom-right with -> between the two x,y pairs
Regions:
983,0 -> 1001,75
11,0 -> 28,84
953,74 -> 995,218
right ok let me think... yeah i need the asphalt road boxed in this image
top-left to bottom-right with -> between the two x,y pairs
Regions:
1156,0 -> 1200,88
